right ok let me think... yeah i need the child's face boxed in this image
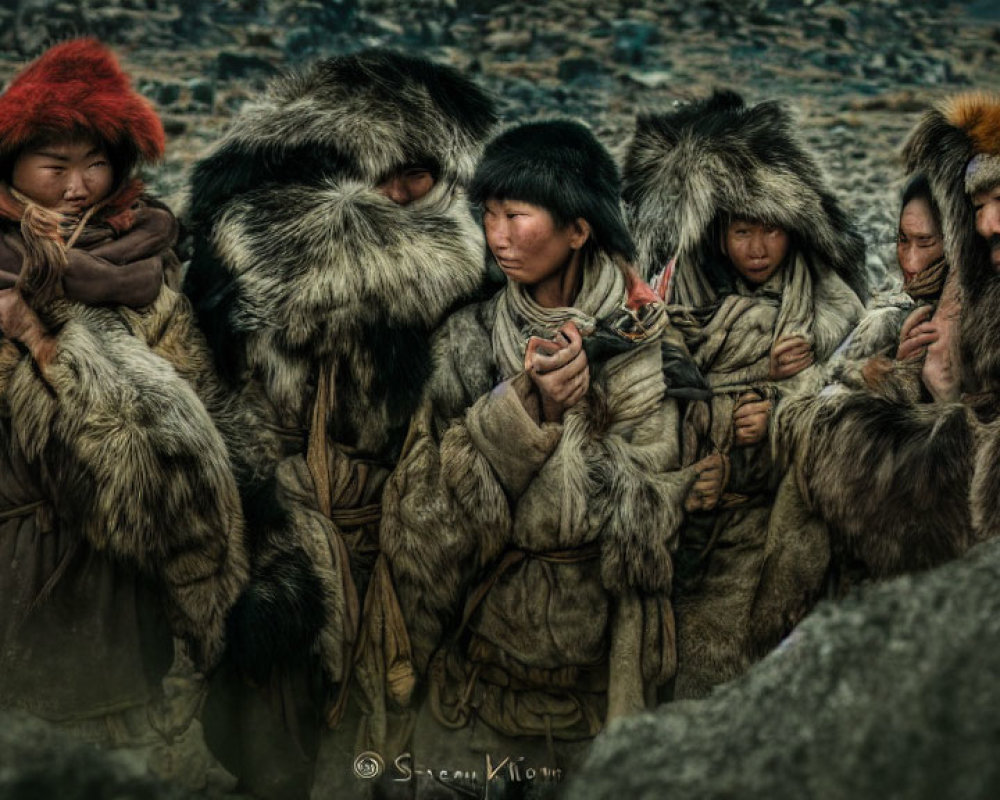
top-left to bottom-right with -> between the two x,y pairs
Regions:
724,218 -> 790,285
11,135 -> 114,215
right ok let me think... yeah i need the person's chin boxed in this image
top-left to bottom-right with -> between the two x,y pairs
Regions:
744,265 -> 774,282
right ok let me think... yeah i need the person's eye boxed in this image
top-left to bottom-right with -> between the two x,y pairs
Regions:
507,213 -> 522,219
88,160 -> 109,169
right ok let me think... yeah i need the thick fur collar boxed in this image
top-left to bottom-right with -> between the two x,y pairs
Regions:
623,90 -> 867,301
903,94 -> 1000,397
188,175 -> 487,455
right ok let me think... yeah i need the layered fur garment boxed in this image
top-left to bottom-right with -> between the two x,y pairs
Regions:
0,286 -> 248,672
623,89 -> 868,303
620,89 -> 869,699
380,295 -> 694,743
904,93 -> 1000,413
182,50 -> 497,685
776,383 -> 983,578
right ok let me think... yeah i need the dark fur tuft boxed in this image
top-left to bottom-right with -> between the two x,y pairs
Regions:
224,548 -> 326,684
786,391 -> 976,575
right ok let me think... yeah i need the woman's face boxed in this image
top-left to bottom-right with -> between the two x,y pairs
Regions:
11,135 -> 114,214
376,164 -> 435,205
724,219 -> 790,285
482,198 -> 587,287
897,197 -> 943,285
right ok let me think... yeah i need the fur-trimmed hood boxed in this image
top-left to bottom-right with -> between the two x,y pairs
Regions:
186,48 -> 496,204
622,90 -> 867,304
903,92 -> 1000,401
184,50 -> 497,458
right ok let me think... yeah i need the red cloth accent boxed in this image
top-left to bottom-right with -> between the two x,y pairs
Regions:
0,39 -> 164,166
623,264 -> 661,311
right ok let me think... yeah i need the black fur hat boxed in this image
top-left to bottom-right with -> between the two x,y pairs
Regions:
470,119 -> 636,261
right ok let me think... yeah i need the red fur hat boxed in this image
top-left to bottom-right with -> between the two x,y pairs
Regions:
0,38 -> 164,170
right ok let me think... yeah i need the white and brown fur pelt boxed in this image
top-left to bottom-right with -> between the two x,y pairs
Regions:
182,49 -> 497,682
622,89 -> 868,302
0,288 -> 249,671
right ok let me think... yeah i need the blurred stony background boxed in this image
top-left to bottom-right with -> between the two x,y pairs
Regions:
2,2 -> 1000,798
2,0 -> 999,286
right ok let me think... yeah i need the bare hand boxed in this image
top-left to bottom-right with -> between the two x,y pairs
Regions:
896,305 -> 936,361
0,288 -> 55,364
684,452 -> 729,512
733,391 -> 771,446
524,321 -> 590,423
921,304 -> 960,403
769,335 -> 814,380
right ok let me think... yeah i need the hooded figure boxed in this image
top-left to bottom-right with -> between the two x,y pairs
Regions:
0,39 -> 248,744
774,93 -> 1000,595
836,173 -> 953,368
182,49 -> 497,798
375,119 -> 696,797
622,90 -> 868,699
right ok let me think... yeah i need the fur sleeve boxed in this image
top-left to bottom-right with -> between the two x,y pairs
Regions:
6,305 -> 248,670
380,313 -> 515,674
777,389 -> 976,576
594,348 -> 696,595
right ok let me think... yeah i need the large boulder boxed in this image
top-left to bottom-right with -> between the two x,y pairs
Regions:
566,536 -> 1000,799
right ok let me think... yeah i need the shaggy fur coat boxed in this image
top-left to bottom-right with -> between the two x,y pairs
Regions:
770,94 -> 1000,586
182,51 -> 497,763
0,207 -> 248,723
621,90 -> 868,699
379,289 -> 694,754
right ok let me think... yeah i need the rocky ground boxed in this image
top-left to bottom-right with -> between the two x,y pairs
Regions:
2,1 -> 1000,798
566,535 -> 1000,800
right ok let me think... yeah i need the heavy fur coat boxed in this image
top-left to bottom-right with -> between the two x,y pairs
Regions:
183,50 -> 497,693
1,254 -> 248,723
769,94 -> 1000,582
621,90 -> 868,699
379,280 -> 694,745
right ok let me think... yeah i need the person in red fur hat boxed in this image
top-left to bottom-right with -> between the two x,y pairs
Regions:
0,38 -> 249,765
0,36 -> 181,326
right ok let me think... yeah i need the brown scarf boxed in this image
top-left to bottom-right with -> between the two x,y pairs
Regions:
905,255 -> 949,303
0,179 -> 146,305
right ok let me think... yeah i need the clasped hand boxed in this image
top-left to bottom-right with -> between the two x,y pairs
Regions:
523,321 -> 590,423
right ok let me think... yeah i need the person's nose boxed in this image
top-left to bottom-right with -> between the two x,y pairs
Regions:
748,231 -> 767,258
486,217 -> 509,251
980,204 -> 1000,240
63,169 -> 87,200
382,177 -> 409,205
898,242 -> 918,273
